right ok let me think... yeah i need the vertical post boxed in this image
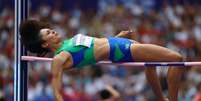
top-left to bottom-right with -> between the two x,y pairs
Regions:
14,0 -> 29,101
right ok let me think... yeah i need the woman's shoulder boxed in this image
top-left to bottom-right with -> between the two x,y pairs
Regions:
53,51 -> 71,61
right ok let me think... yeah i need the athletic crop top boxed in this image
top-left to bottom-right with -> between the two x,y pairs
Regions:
55,34 -> 96,68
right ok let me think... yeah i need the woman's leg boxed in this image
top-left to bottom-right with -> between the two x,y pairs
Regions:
130,44 -> 184,101
116,32 -> 166,100
116,31 -> 178,101
117,34 -> 165,100
145,67 -> 165,101
167,68 -> 186,101
130,44 -> 182,62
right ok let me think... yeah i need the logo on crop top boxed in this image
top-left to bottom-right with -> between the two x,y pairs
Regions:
125,44 -> 129,49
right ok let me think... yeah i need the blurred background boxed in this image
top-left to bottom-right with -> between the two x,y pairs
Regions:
0,0 -> 201,101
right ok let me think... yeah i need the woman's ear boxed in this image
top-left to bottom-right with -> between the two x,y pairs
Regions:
42,42 -> 49,48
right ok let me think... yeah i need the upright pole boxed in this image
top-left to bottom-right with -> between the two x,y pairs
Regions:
14,0 -> 28,101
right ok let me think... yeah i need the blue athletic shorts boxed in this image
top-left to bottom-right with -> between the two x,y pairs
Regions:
108,37 -> 134,62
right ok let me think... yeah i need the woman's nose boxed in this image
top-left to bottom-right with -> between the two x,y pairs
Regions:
52,30 -> 56,34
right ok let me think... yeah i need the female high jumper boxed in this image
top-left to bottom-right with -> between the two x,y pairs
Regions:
20,20 -> 186,101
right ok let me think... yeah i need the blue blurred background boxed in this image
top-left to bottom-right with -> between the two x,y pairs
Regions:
0,0 -> 201,101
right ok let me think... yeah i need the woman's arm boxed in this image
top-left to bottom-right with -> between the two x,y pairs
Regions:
116,30 -> 140,43
115,30 -> 136,40
115,30 -> 131,38
51,52 -> 71,101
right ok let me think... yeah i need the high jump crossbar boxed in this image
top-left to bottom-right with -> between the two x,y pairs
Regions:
21,56 -> 201,67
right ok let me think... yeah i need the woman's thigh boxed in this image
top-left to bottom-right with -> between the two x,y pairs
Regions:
130,44 -> 182,62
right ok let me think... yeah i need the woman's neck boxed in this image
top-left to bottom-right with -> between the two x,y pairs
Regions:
50,42 -> 62,52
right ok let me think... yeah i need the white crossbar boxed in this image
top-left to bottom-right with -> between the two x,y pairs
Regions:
21,56 -> 201,67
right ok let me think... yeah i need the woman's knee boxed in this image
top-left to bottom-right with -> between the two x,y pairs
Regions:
167,51 -> 183,62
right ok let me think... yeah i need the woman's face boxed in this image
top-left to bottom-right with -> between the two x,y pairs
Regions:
40,28 -> 62,48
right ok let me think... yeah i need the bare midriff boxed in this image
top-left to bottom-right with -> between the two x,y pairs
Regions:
93,38 -> 110,61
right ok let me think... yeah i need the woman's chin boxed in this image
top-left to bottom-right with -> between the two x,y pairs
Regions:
57,37 -> 62,43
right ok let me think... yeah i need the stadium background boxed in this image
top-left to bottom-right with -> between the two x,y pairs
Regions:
0,0 -> 201,101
